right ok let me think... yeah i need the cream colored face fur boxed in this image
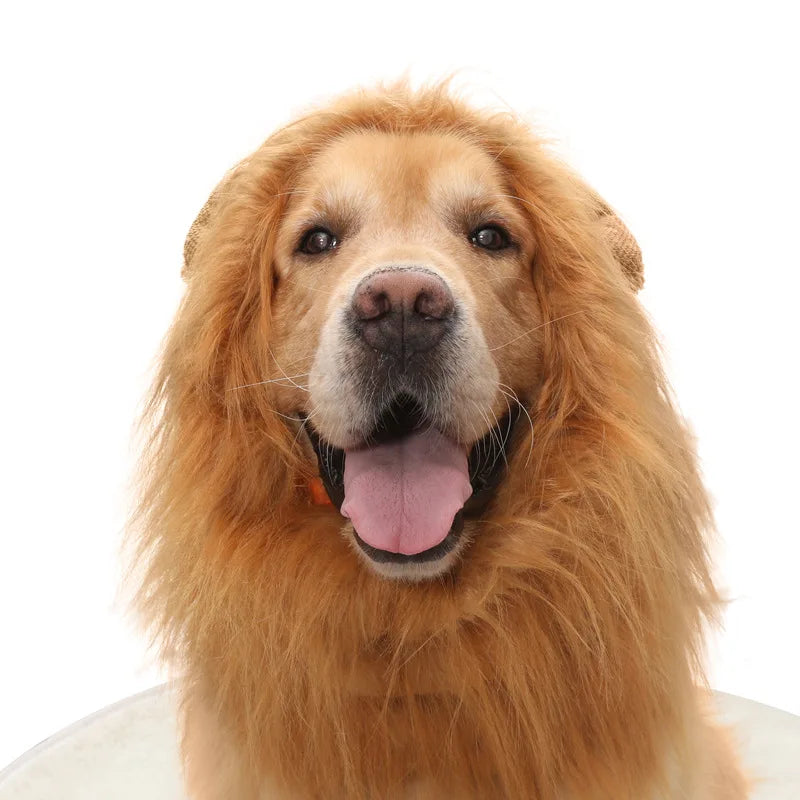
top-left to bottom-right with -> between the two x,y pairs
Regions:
267,131 -> 544,579
270,130 -> 542,452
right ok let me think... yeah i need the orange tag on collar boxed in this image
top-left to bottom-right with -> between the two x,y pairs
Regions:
309,477 -> 333,506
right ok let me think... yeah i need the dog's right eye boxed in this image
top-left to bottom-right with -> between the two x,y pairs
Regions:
299,228 -> 338,255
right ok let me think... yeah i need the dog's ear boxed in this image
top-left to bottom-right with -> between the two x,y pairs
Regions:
595,201 -> 644,291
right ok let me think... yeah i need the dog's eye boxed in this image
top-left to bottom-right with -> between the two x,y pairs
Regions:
470,225 -> 511,251
299,228 -> 338,255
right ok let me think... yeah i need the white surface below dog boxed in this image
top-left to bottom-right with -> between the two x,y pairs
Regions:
0,685 -> 798,799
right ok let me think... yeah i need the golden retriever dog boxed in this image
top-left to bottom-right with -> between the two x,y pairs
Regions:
129,82 -> 748,798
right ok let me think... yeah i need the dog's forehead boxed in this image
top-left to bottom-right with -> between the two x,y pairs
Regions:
300,130 -> 508,216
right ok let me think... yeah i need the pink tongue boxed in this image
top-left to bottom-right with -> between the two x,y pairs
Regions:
341,427 -> 472,555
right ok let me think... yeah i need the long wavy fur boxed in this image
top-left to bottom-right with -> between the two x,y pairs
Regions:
128,82 -> 728,798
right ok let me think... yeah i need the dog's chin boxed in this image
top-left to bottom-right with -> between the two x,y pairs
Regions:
348,510 -> 468,582
302,394 -> 520,582
349,532 -> 469,582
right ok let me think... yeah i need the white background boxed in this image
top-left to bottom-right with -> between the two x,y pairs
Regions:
1,0 -> 798,771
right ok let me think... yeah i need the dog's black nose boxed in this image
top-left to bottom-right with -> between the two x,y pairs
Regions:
351,268 -> 454,360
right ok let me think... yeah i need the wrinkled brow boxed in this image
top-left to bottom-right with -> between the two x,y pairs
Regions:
284,181 -> 369,243
434,179 -> 529,239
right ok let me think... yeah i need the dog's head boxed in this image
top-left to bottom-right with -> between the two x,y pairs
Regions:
175,86 -> 644,583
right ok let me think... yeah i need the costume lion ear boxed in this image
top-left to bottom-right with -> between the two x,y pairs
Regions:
182,188 -> 216,280
595,203 -> 644,291
182,169 -> 239,280
600,211 -> 644,291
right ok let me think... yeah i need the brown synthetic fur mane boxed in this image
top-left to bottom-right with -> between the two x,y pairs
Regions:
128,82 -> 720,798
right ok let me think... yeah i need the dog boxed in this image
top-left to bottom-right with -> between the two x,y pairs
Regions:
129,82 -> 748,798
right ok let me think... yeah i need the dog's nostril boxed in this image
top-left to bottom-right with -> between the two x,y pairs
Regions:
354,289 -> 391,321
414,289 -> 452,320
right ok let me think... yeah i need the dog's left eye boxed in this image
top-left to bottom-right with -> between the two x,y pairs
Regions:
470,225 -> 511,251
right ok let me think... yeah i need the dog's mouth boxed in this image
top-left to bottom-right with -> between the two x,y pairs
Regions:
302,394 -> 520,567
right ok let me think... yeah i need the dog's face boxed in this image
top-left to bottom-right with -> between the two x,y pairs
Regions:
268,131 -> 542,580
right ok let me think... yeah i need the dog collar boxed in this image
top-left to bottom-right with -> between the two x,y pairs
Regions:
309,477 -> 334,506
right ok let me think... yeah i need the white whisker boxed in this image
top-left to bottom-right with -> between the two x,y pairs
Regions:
485,403 -> 509,470
269,347 -> 311,392
489,192 -> 539,210
227,374 -> 310,392
290,406 -> 320,452
497,383 -> 535,468
270,408 -> 303,422
489,310 -> 585,351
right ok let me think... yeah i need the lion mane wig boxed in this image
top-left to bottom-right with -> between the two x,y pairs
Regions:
129,83 -> 746,799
